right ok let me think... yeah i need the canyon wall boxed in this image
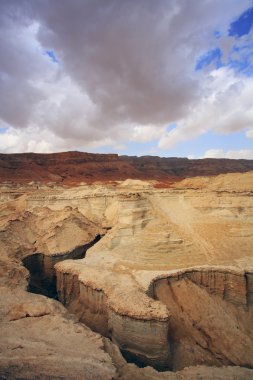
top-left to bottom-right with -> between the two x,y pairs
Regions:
1,167 -> 253,378
152,268 -> 253,370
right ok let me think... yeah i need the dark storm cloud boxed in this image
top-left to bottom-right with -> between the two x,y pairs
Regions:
0,0 -> 252,152
34,0 -> 198,126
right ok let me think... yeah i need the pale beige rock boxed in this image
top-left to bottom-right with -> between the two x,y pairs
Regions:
1,171 -> 253,378
104,339 -> 253,380
54,172 -> 253,370
0,202 -> 115,379
0,286 -> 116,379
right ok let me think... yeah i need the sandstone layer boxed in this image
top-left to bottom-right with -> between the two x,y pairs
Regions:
0,159 -> 253,379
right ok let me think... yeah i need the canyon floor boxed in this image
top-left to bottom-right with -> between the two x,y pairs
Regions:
0,154 -> 253,379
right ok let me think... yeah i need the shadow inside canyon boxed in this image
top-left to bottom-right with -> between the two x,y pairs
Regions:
22,234 -> 102,299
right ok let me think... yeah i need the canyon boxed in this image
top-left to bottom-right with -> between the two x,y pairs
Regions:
0,152 -> 253,379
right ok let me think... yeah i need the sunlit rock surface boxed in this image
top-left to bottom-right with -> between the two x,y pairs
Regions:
0,157 -> 253,379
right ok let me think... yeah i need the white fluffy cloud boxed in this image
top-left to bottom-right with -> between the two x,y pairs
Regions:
0,127 -> 67,153
0,0 -> 252,153
204,148 -> 253,159
159,67 -> 253,149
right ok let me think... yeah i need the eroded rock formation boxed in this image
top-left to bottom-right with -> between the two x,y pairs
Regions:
54,173 -> 253,371
152,268 -> 253,370
0,158 -> 253,379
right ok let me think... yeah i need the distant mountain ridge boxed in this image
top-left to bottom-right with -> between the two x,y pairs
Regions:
0,151 -> 253,184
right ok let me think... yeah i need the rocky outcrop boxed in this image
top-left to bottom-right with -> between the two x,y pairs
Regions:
0,288 -> 116,380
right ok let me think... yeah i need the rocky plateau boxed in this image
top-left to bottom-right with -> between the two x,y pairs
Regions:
0,152 -> 253,379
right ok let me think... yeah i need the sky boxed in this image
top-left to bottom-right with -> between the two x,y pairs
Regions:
0,0 -> 253,158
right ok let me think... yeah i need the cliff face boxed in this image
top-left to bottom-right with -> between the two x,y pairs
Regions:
56,265 -> 253,370
1,170 -> 253,378
56,264 -> 171,370
152,268 -> 253,370
1,151 -> 253,184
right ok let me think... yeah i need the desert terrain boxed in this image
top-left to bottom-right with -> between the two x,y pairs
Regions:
0,152 -> 253,379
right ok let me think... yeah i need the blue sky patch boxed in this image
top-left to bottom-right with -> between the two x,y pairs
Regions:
229,6 -> 253,37
157,130 -> 253,158
195,48 -> 223,71
0,126 -> 8,134
228,56 -> 253,76
82,130 -> 252,158
228,41 -> 253,76
213,30 -> 222,39
45,50 -> 59,63
196,11 -> 253,77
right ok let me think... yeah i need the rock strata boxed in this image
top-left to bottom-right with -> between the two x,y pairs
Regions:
1,151 -> 253,184
151,267 -> 253,370
0,170 -> 253,378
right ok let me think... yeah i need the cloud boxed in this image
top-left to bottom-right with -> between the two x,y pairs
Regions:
204,148 -> 253,159
246,129 -> 253,138
0,126 -> 70,153
0,0 -> 252,153
159,67 -> 253,149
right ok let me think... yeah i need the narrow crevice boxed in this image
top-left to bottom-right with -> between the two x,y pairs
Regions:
22,234 -> 102,299
102,337 -> 169,372
119,349 -> 170,371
